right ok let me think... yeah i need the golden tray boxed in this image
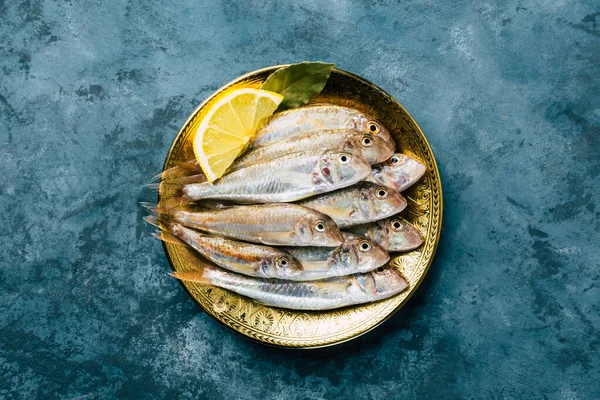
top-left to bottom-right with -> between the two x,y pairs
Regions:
158,65 -> 443,348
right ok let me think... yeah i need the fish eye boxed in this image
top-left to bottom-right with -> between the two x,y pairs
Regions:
361,135 -> 373,147
278,257 -> 289,267
390,156 -> 400,164
367,121 -> 380,133
337,154 -> 350,164
390,220 -> 403,231
376,187 -> 388,199
359,241 -> 372,252
315,221 -> 326,232
377,267 -> 384,272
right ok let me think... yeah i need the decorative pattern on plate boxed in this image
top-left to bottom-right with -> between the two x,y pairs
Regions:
159,66 -> 443,348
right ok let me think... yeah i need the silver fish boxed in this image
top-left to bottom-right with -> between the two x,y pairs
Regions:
160,203 -> 344,247
170,263 -> 409,310
298,182 -> 407,228
281,233 -> 390,281
234,129 -> 394,169
252,105 -> 393,148
182,151 -> 372,203
156,221 -> 304,279
347,217 -> 424,252
366,153 -> 426,192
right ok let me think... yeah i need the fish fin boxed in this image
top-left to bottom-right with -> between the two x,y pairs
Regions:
145,173 -> 205,195
297,260 -> 330,272
151,160 -> 202,182
169,270 -> 210,285
258,231 -> 288,245
274,170 -> 311,185
140,201 -> 184,225
211,201 -> 238,210
152,230 -> 186,246
139,202 -> 158,213
143,215 -> 160,228
150,173 -> 206,186
143,213 -> 184,245
175,159 -> 201,173
162,174 -> 206,185
161,197 -> 196,211
186,200 -> 236,210
143,180 -> 188,193
143,210 -> 178,237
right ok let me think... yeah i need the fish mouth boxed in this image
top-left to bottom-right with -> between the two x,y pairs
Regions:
377,128 -> 394,145
394,193 -> 408,211
375,141 -> 396,164
405,232 -> 424,249
328,231 -> 345,246
389,229 -> 424,252
403,156 -> 427,179
408,162 -> 427,182
378,250 -> 391,266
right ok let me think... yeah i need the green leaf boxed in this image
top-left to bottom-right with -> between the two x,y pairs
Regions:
260,61 -> 335,110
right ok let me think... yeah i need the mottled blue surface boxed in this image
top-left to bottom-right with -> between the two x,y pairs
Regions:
1,0 -> 599,399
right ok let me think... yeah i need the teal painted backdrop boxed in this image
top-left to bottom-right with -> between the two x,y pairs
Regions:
1,0 -> 598,398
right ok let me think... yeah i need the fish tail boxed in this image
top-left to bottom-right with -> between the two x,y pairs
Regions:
143,180 -> 189,193
162,174 -> 206,185
151,160 -> 202,182
143,215 -> 161,228
139,202 -> 158,213
151,230 -> 187,246
140,202 -> 169,222
140,201 -> 180,225
169,269 -> 211,285
146,160 -> 205,194
143,182 -> 161,191
141,198 -> 204,237
175,159 -> 202,173
147,174 -> 206,187
143,204 -> 194,247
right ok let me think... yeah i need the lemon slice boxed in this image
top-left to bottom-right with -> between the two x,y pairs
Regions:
193,88 -> 283,182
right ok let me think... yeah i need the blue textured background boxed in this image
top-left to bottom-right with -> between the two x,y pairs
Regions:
1,1 -> 599,399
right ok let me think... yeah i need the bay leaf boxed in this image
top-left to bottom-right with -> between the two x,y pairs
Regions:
260,62 -> 335,110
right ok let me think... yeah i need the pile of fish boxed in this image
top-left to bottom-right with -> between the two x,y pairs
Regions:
144,105 -> 427,311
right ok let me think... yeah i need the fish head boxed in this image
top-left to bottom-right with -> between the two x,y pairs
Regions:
361,183 -> 408,218
356,116 -> 394,147
382,218 -> 424,252
341,233 -> 390,272
370,266 -> 409,295
296,214 -> 344,246
318,152 -> 372,186
346,133 -> 396,164
382,154 -> 427,190
261,254 -> 304,279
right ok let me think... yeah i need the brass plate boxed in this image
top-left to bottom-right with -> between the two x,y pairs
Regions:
158,66 -> 443,348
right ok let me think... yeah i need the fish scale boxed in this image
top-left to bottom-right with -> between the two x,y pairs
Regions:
171,262 -> 409,310
281,233 -> 390,280
347,217 -> 424,252
252,105 -> 393,148
155,222 -> 304,280
234,129 -> 394,169
165,203 -> 344,247
297,182 -> 407,227
182,150 -> 372,203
